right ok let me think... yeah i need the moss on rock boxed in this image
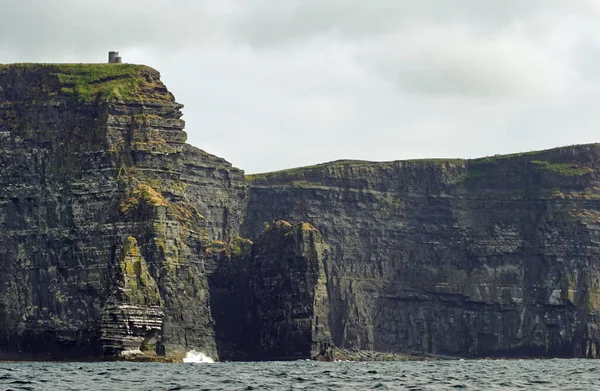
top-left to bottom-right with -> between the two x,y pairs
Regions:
120,236 -> 163,307
120,184 -> 170,214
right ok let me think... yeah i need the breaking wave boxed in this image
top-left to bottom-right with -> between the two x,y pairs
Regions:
183,350 -> 215,363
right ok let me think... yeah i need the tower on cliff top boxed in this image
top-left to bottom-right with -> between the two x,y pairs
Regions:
108,51 -> 122,64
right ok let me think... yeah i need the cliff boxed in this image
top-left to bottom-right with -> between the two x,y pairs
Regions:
0,64 -> 246,360
243,146 -> 600,358
205,222 -> 333,361
243,221 -> 333,360
3,62 -> 600,361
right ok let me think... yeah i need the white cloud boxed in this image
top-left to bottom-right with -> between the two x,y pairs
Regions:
358,25 -> 574,99
2,0 -> 600,172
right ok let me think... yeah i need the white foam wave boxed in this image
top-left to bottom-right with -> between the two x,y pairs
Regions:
183,350 -> 215,363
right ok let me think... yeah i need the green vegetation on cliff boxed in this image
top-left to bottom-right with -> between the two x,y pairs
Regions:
0,63 -> 172,103
247,144 -> 599,185
531,161 -> 592,176
54,64 -> 143,101
120,183 -> 170,213
206,237 -> 253,258
246,158 -> 463,185
119,236 -> 163,306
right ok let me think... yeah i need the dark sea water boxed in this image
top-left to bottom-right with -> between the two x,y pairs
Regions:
0,359 -> 598,390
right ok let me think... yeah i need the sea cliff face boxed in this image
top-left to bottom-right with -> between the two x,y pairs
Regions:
2,63 -> 600,361
244,221 -> 333,360
205,221 -> 333,361
244,147 -> 600,358
0,64 -> 245,360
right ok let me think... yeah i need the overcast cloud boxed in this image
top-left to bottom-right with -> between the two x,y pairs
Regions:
2,0 -> 600,173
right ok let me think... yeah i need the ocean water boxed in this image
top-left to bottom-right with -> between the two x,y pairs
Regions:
0,359 -> 598,390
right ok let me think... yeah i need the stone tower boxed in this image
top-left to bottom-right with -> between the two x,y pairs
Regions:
108,51 -> 122,64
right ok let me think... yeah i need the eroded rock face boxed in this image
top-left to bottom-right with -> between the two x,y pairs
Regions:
4,62 -> 600,361
243,147 -> 600,358
205,222 -> 333,361
100,236 -> 163,356
0,64 -> 246,360
245,221 -> 333,360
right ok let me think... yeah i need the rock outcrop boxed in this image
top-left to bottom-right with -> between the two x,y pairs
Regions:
244,221 -> 333,360
0,64 -> 245,360
243,147 -> 600,358
205,222 -> 333,361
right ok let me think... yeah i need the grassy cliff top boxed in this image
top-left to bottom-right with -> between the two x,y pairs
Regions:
246,143 -> 600,184
0,63 -> 172,103
0,62 -> 147,74
246,158 -> 462,182
246,157 -> 468,183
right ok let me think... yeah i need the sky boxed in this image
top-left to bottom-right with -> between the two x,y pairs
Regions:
2,1 -> 600,173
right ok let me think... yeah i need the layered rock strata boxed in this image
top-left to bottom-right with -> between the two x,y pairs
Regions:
246,221 -> 333,360
244,146 -> 600,358
205,222 -> 333,361
0,64 -> 245,360
203,237 -> 253,360
4,62 -> 600,361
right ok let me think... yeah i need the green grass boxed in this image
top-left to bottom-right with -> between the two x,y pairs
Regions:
246,160 -> 355,182
230,236 -> 253,257
463,159 -> 592,182
531,161 -> 592,176
205,237 -> 253,258
55,64 -> 143,102
246,158 -> 463,182
465,166 -> 488,179
0,63 -> 170,103
403,158 -> 464,164
246,144 -> 600,185
469,150 -> 543,164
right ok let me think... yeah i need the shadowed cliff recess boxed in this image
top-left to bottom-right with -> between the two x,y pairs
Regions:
1,62 -> 600,361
